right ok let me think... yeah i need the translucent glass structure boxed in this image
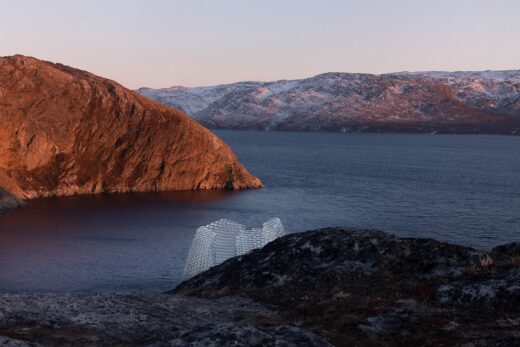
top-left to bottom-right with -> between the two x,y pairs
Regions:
183,218 -> 285,280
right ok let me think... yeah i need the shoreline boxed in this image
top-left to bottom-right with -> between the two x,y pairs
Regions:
1,228 -> 519,346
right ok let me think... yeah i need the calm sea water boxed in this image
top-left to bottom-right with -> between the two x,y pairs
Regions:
0,131 -> 519,292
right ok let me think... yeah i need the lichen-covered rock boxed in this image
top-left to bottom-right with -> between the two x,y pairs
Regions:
437,269 -> 520,310
174,228 -> 520,346
0,55 -> 261,200
174,228 -> 491,295
0,336 -> 40,347
492,242 -> 520,262
2,228 -> 519,346
0,293 -> 328,346
160,323 -> 332,347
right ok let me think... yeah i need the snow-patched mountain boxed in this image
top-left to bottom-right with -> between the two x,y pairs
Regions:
137,70 -> 520,134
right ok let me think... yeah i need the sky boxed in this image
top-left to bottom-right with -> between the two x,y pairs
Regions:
1,0 -> 519,89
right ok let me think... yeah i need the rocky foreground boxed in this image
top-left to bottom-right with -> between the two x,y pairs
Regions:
0,55 -> 261,202
0,294 -> 328,346
1,228 -> 520,346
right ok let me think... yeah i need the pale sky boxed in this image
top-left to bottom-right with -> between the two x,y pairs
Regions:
1,0 -> 519,89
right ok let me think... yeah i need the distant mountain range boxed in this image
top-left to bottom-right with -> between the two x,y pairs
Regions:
137,70 -> 520,135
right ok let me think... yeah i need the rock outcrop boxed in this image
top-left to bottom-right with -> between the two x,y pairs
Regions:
0,188 -> 24,213
0,55 -> 261,200
138,71 -> 520,134
174,228 -> 520,346
0,294 -> 329,346
1,228 -> 519,345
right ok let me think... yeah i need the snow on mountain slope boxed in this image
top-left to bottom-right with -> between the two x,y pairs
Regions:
137,71 -> 520,134
137,82 -> 263,115
396,70 -> 520,81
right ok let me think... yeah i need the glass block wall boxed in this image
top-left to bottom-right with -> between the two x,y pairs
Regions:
183,218 -> 285,280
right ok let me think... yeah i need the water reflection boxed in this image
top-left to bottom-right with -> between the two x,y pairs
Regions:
0,190 -> 241,293
1,131 -> 519,293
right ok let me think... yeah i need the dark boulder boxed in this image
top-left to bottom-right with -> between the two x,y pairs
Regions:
492,242 -> 520,262
0,188 -> 24,213
174,228 -> 520,346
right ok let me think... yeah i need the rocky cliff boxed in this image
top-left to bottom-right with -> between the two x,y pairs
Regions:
138,71 -> 520,134
174,228 -> 520,346
0,55 -> 261,200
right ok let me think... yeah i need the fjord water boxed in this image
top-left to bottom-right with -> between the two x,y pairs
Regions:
0,131 -> 519,292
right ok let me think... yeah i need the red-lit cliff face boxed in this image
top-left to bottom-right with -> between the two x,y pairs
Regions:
0,55 -> 261,200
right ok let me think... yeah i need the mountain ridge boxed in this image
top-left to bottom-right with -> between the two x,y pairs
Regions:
138,70 -> 520,134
